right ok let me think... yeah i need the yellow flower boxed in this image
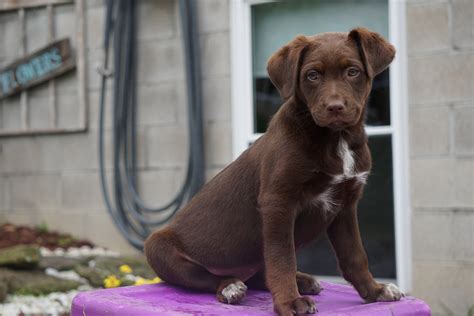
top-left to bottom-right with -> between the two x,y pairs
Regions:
119,264 -> 133,274
134,276 -> 162,286
134,277 -> 147,286
104,275 -> 122,288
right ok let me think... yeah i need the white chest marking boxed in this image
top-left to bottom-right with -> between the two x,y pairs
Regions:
312,139 -> 368,217
333,139 -> 369,185
337,139 -> 355,175
312,186 -> 338,217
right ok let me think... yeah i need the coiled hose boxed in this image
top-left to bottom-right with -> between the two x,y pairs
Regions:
98,0 -> 204,250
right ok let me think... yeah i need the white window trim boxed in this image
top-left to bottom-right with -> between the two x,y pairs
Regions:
230,0 -> 412,292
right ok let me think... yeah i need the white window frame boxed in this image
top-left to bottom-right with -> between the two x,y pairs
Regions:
230,0 -> 411,292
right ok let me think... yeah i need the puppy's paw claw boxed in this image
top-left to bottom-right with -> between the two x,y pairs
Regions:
376,283 -> 404,302
217,281 -> 247,304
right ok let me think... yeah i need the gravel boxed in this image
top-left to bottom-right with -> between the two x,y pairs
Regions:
0,285 -> 92,316
40,246 -> 120,258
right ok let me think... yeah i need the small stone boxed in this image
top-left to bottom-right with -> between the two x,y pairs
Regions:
0,245 -> 40,269
53,248 -> 65,256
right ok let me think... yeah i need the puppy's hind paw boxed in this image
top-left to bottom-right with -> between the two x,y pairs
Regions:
217,280 -> 247,304
376,283 -> 404,302
275,296 -> 317,316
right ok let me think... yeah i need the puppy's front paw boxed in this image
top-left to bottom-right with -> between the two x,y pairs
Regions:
297,273 -> 322,295
376,283 -> 404,302
217,281 -> 247,304
275,296 -> 317,316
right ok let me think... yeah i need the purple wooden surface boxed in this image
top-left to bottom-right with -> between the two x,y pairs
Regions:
71,281 -> 431,316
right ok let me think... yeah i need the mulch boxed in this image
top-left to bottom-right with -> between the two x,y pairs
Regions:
0,223 -> 94,250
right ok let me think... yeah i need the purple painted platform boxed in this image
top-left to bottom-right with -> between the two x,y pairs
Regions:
71,282 -> 430,316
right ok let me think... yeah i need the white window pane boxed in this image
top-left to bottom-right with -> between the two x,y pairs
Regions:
251,0 -> 391,133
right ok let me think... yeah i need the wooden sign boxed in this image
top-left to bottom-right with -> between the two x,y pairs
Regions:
0,38 -> 75,100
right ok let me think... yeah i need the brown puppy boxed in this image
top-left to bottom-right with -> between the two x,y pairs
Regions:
145,28 -> 403,315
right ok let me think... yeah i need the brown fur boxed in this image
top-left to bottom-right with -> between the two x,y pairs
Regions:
145,28 -> 396,315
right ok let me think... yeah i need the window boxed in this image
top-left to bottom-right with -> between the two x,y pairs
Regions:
230,0 -> 411,290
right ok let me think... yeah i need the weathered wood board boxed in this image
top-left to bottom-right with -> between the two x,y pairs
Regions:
0,38 -> 76,100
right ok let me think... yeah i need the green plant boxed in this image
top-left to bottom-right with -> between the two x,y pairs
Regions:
35,222 -> 49,234
468,305 -> 474,316
57,237 -> 73,247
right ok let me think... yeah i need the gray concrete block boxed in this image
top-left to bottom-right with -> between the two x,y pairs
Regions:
137,39 -> 185,84
454,159 -> 474,207
202,76 -> 231,122
408,53 -> 474,104
85,212 -> 139,255
410,158 -> 456,208
0,144 -> 4,174
452,0 -> 474,49
204,121 -> 232,167
1,137 -> 42,173
200,32 -> 230,78
412,260 -> 474,316
412,211 -> 451,261
85,4 -> 104,50
147,125 -> 188,168
0,11 -> 21,59
59,132 -> 99,171
58,128 -> 146,172
29,95 -> 50,129
61,172 -> 105,211
1,96 -> 22,130
85,0 -> 105,10
136,83 -> 180,126
54,4 -> 77,48
137,0 -> 176,41
453,106 -> 474,155
35,210 -> 87,240
451,211 -> 474,261
407,2 -> 450,53
54,71 -> 78,95
412,210 -> 474,262
57,92 -> 81,129
409,106 -> 450,156
411,157 -> 474,208
26,8 -> 49,54
0,175 -> 5,211
27,80 -> 50,98
197,0 -> 229,34
36,137 -> 63,172
7,174 -> 60,210
136,169 -> 179,208
0,211 -> 37,226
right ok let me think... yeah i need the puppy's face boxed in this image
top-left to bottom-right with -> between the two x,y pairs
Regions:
267,28 -> 395,130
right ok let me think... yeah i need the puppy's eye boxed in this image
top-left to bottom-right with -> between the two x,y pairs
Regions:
306,70 -> 320,81
347,67 -> 360,77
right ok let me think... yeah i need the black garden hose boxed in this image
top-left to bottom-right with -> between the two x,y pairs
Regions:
98,0 -> 205,249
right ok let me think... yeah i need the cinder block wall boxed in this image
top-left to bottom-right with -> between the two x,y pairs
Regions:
0,0 -> 232,255
407,0 -> 474,314
1,0 -> 473,312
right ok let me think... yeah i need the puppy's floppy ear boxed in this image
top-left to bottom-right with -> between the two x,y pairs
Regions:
267,35 -> 309,101
349,28 -> 395,78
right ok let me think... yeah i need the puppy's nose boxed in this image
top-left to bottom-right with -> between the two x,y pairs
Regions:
326,102 -> 345,114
